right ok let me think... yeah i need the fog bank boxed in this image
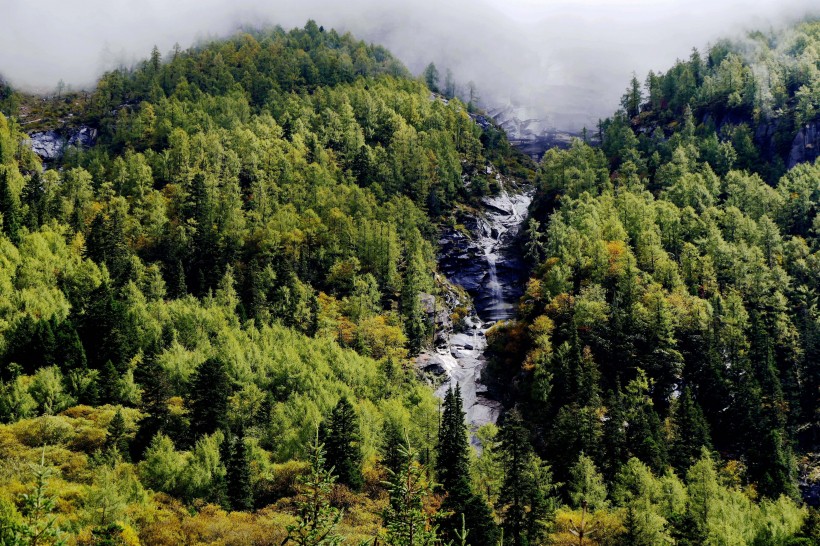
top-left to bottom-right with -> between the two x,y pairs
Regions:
1,0 -> 818,130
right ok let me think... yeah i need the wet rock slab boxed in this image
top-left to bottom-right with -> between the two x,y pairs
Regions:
421,187 -> 532,443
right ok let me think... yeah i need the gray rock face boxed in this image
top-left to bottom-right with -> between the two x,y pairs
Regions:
419,185 -> 533,444
27,131 -> 64,160
68,126 -> 98,149
487,104 -> 582,160
25,126 -> 97,161
788,121 -> 820,169
438,186 -> 533,323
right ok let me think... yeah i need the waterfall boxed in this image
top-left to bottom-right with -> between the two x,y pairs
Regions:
420,185 -> 534,442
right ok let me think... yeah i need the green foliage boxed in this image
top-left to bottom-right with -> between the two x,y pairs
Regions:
382,439 -> 440,546
284,434 -> 343,546
188,356 -> 231,439
18,451 -> 66,546
322,396 -> 363,491
497,411 -> 558,546
436,386 -> 499,546
225,428 -> 254,511
568,453 -> 608,512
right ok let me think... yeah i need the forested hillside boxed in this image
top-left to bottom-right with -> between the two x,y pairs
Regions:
481,18 -> 820,545
0,22 -> 531,545
0,17 -> 819,546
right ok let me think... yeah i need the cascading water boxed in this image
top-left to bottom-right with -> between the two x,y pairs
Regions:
419,184 -> 533,443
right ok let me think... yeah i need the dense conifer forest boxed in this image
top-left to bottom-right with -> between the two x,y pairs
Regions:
0,18 -> 818,546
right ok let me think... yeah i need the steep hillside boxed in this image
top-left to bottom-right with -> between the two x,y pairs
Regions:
485,17 -> 820,544
0,22 -> 533,545
608,19 -> 820,181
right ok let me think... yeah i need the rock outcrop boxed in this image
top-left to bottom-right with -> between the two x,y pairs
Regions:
419,182 -> 532,441
25,126 -> 98,161
788,121 -> 820,168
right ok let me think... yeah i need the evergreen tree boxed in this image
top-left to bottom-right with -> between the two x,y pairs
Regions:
423,63 -> 440,93
670,387 -> 711,472
383,439 -> 440,546
436,385 -> 499,546
104,408 -> 130,461
54,321 -> 87,373
81,282 -> 129,372
0,167 -> 20,244
98,360 -> 120,405
131,356 -> 171,460
382,420 -> 410,480
89,523 -> 128,546
18,450 -> 64,546
436,386 -> 471,497
188,357 -> 231,439
621,73 -> 643,118
322,397 -> 363,491
226,427 -> 253,511
497,411 -> 542,546
601,387 -> 628,479
285,434 -> 342,546
568,453 -> 608,511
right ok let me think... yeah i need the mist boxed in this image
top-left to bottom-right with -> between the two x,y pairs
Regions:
1,0 -> 818,130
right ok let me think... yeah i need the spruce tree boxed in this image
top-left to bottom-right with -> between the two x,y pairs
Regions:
322,397 -> 363,491
226,427 -> 253,511
104,408 -> 130,461
436,385 -> 499,546
382,420 -> 410,480
131,357 -> 171,460
0,167 -> 20,244
436,385 -> 471,498
188,357 -> 231,439
497,411 -> 533,546
285,434 -> 343,546
383,439 -> 440,546
670,387 -> 711,472
568,453 -> 608,511
54,320 -> 87,373
98,360 -> 121,405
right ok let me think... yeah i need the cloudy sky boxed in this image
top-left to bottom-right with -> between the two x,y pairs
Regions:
1,0 -> 818,129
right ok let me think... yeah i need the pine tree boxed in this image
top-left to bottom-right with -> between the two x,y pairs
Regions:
568,453 -> 608,511
54,321 -> 87,373
621,73 -> 643,118
188,357 -> 231,439
89,523 -> 127,546
322,397 -> 363,491
423,63 -> 440,93
436,386 -> 471,497
401,232 -> 431,355
0,167 -> 20,244
497,411 -> 533,546
130,357 -> 171,460
382,420 -> 410,481
98,360 -> 120,405
601,387 -> 628,479
383,439 -> 440,546
18,450 -> 64,546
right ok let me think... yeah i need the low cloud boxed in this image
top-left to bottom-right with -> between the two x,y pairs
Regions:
1,0 -> 818,130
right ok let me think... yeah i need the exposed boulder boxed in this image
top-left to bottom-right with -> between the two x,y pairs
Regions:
25,125 -> 97,161
27,131 -> 63,160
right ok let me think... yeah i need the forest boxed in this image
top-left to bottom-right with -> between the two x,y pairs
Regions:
0,17 -> 818,546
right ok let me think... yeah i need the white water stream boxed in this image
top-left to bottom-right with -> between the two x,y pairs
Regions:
421,187 -> 532,444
